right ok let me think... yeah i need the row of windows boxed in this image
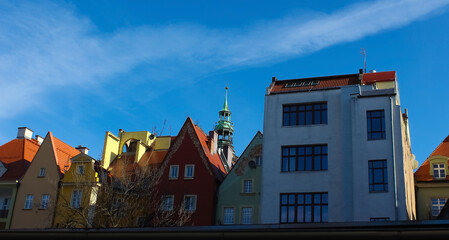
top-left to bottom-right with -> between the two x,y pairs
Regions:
24,194 -> 50,209
223,207 -> 253,224
38,165 -> 85,177
282,103 -> 386,141
169,165 -> 195,179
280,192 -> 328,223
162,195 -> 197,212
282,145 -> 328,172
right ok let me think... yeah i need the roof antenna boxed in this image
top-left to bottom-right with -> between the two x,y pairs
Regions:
360,48 -> 366,73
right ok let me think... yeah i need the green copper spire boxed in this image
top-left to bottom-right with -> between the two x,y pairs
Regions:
215,86 -> 234,146
220,86 -> 230,112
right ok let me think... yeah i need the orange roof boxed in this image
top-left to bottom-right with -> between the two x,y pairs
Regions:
0,138 -> 40,180
415,135 -> 449,182
268,71 -> 396,95
48,132 -> 81,175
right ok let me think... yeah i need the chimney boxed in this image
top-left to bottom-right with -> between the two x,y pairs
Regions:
359,68 -> 364,74
272,76 -> 277,82
35,135 -> 44,145
208,131 -> 218,155
76,145 -> 89,155
17,127 -> 33,140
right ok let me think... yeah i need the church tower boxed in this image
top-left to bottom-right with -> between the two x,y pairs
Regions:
214,86 -> 235,169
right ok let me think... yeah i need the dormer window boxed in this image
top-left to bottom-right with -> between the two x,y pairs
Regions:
433,163 -> 446,179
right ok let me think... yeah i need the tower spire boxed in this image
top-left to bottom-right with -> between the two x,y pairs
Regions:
214,85 -> 235,169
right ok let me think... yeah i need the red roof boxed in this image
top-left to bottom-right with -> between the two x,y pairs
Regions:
48,132 -> 81,175
268,71 -> 396,95
0,138 -> 40,180
415,135 -> 449,182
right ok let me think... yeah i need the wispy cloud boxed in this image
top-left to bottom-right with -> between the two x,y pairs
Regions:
0,0 -> 448,117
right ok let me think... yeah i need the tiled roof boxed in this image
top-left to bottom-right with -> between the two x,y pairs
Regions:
48,132 -> 81,175
190,118 -> 227,181
415,135 -> 449,182
0,138 -> 40,180
268,71 -> 396,95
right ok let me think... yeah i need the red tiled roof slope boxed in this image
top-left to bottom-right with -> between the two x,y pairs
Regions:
48,132 -> 81,175
0,138 -> 40,180
415,135 -> 449,182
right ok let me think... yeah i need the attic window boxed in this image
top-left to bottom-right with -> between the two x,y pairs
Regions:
284,80 -> 319,88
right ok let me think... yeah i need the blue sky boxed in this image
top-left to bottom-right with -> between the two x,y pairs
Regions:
0,0 -> 448,168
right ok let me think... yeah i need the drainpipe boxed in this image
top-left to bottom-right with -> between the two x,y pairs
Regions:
390,96 -> 398,220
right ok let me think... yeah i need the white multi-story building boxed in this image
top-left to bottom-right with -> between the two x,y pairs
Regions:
260,70 -> 416,224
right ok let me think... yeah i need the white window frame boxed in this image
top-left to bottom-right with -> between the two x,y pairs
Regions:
431,198 -> 447,216
71,190 -> 83,209
223,207 -> 235,224
241,207 -> 253,224
433,163 -> 446,179
39,168 -> 46,177
162,195 -> 174,211
169,165 -> 179,179
184,164 -> 195,179
24,194 -> 33,209
40,194 -> 50,209
255,156 -> 262,166
184,195 -> 197,212
243,179 -> 253,193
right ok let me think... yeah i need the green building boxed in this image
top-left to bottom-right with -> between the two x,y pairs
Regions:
216,131 -> 262,225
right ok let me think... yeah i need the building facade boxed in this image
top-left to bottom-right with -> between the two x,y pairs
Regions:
10,132 -> 81,229
260,70 -> 416,224
415,135 -> 449,220
216,131 -> 263,225
0,127 -> 41,229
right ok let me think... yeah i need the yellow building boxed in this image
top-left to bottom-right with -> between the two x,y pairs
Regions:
53,152 -> 101,228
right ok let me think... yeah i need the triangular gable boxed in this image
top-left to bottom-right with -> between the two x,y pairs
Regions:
415,135 -> 449,181
160,117 -> 226,181
48,132 -> 81,176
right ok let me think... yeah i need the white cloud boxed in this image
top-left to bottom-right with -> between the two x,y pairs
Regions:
0,0 -> 448,117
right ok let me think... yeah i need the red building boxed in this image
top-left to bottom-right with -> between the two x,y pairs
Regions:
157,117 -> 227,226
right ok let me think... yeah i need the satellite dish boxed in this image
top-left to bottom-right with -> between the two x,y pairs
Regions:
248,160 -> 256,168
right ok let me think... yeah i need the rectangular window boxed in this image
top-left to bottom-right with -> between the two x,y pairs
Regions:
184,165 -> 195,179
162,195 -> 174,211
223,207 -> 234,224
283,103 -> 327,126
241,207 -> 253,224
71,190 -> 82,209
40,194 -> 50,209
184,195 -> 197,211
255,156 -> 262,166
367,110 -> 386,140
169,165 -> 179,179
39,168 -> 45,177
243,180 -> 253,193
431,198 -> 447,216
433,163 -> 446,179
280,192 -> 328,223
281,145 -> 328,172
24,194 -> 33,209
77,165 -> 85,175
2,198 -> 10,210
369,160 -> 388,192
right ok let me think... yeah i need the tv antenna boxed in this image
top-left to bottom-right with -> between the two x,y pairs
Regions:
360,48 -> 366,73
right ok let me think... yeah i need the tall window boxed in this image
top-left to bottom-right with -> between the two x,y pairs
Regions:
77,165 -> 85,175
162,195 -> 174,211
241,207 -> 253,224
184,165 -> 195,179
283,103 -> 327,126
368,160 -> 388,192
169,165 -> 179,179
433,163 -> 446,179
367,110 -> 386,140
243,180 -> 253,193
184,195 -> 196,212
280,193 -> 328,223
431,198 -> 447,216
40,194 -> 50,209
282,145 -> 328,172
39,168 -> 46,177
24,194 -> 33,209
223,207 -> 234,224
71,190 -> 82,209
